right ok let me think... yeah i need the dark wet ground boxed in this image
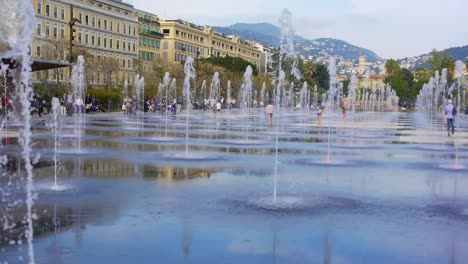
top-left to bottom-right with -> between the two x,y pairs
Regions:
1,110 -> 468,263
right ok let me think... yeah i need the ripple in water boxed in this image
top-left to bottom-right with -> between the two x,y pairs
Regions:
158,152 -> 225,162
214,139 -> 270,146
234,195 -> 362,213
294,158 -> 354,167
436,163 -> 468,171
33,183 -> 76,193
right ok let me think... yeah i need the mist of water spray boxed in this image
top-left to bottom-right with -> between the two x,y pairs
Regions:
0,0 -> 37,262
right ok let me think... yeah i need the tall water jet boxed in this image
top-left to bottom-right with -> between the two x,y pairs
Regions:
362,70 -> 369,111
241,67 -> 254,110
162,73 -> 171,135
210,72 -> 220,103
51,97 -> 61,189
242,66 -> 254,140
0,0 -> 36,262
273,8 -> 301,201
183,57 -> 196,155
326,57 -> 339,162
260,82 -> 266,107
227,80 -> 232,109
134,74 -> 145,133
134,74 -> 145,113
123,80 -> 128,99
200,80 -> 207,103
300,82 -> 308,109
71,56 -> 86,153
170,78 -> 177,112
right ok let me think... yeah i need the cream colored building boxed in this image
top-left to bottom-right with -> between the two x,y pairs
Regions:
32,0 -> 138,85
160,20 -> 261,67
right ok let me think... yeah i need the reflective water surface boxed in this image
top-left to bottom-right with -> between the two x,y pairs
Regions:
1,110 -> 468,263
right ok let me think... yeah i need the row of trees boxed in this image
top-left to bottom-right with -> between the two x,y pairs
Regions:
34,37 -> 334,106
384,49 -> 466,106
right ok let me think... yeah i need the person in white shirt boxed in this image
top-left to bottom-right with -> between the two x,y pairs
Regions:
265,100 -> 274,125
216,101 -> 221,113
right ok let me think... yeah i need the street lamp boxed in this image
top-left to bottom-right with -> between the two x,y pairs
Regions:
195,47 -> 200,101
68,5 -> 81,63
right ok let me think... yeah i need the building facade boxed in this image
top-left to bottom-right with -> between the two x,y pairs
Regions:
160,20 -> 261,67
32,0 -> 138,85
135,9 -> 163,66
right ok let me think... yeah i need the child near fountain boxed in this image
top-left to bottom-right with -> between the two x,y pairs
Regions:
265,100 -> 274,125
317,107 -> 325,127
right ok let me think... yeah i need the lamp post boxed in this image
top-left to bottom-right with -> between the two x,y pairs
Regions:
69,5 -> 81,63
195,48 -> 200,100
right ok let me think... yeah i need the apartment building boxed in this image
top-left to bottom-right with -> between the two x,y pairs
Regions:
160,20 -> 261,67
32,0 -> 138,85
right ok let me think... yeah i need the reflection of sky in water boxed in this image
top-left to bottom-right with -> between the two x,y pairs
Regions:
1,110 -> 468,263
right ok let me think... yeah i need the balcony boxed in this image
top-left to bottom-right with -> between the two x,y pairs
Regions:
140,29 -> 164,38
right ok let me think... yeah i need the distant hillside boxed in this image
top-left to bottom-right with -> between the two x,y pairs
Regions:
398,45 -> 468,70
445,45 -> 468,61
213,22 -> 383,62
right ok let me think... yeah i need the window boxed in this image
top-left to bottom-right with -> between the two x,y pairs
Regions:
45,3 -> 50,16
128,59 -> 131,69
128,25 -> 131,34
36,46 -> 41,57
78,32 -> 82,43
104,37 -> 107,48
117,22 -> 120,33
85,33 -> 89,44
110,21 -> 113,31
117,39 -> 120,49
123,41 -> 126,51
85,15 -> 89,25
133,43 -> 135,52
45,23 -> 50,36
104,20 -> 107,30
61,26 -> 65,38
123,60 -> 125,68
53,5 -> 57,18
92,16 -> 95,27
128,42 -> 130,51
36,23 -> 41,35
37,1 -> 42,14
123,23 -> 126,34
91,35 -> 95,46
97,36 -> 101,46
61,8 -> 65,20
98,18 -> 101,28
110,39 -> 113,49
163,29 -> 170,34
79,13 -> 82,23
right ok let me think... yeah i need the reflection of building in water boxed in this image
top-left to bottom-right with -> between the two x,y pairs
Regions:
143,166 -> 213,182
84,159 -> 135,178
83,158 -> 214,182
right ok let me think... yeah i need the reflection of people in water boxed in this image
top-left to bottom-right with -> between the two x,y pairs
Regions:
317,107 -> 324,127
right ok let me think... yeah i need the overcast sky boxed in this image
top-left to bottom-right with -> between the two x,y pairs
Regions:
131,0 -> 468,59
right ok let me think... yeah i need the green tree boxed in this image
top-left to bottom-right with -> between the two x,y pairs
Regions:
428,49 -> 441,70
385,59 -> 400,76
